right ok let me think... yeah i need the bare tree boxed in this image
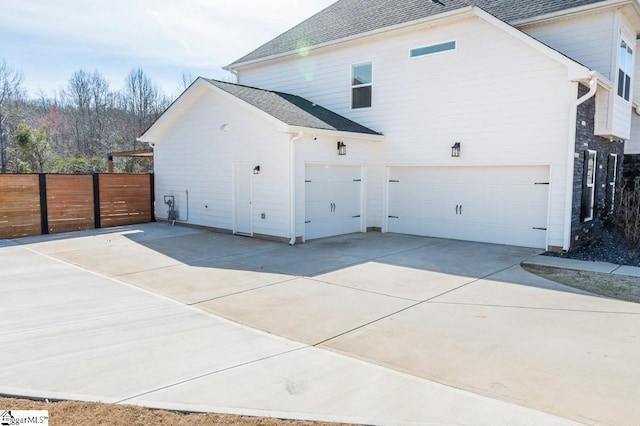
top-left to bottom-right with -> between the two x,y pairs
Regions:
122,68 -> 168,137
179,70 -> 196,92
63,69 -> 113,157
0,58 -> 25,173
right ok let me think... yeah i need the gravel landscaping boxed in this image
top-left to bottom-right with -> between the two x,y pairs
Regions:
544,226 -> 640,266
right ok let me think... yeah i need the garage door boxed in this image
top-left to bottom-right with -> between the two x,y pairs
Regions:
305,164 -> 362,240
387,166 -> 549,248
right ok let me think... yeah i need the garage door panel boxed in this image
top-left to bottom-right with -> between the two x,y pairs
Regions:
387,166 -> 549,248
306,164 -> 361,181
305,165 -> 362,240
460,203 -> 547,228
387,217 -> 456,237
306,182 -> 359,201
306,217 -> 362,240
389,200 -> 451,221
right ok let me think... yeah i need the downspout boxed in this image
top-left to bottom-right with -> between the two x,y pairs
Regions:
563,72 -> 597,250
289,131 -> 304,245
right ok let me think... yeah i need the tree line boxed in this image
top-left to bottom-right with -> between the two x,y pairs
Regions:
0,58 -> 193,174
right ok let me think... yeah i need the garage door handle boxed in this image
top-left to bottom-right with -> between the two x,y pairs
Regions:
533,227 -> 547,230
388,215 -> 399,219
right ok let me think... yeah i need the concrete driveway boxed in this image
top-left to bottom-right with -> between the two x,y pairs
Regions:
2,223 -> 639,425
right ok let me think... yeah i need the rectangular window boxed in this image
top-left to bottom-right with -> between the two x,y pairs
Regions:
581,150 -> 597,222
606,154 -> 618,213
617,39 -> 633,101
351,62 -> 372,109
410,40 -> 456,58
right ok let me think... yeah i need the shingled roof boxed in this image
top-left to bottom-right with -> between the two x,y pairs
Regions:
205,79 -> 381,135
229,0 -> 609,66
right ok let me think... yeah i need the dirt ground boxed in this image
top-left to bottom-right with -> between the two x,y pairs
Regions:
522,264 -> 640,303
0,397 -> 357,426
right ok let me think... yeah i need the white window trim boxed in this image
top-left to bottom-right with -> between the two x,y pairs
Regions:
585,150 -> 597,222
409,40 -> 457,59
350,61 -> 373,110
608,153 -> 618,213
616,35 -> 634,103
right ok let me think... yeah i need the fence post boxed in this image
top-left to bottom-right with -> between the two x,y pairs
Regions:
150,173 -> 156,222
39,173 -> 49,235
93,173 -> 101,229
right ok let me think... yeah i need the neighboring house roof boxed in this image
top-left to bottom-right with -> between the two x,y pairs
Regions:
228,0 -> 609,66
205,79 -> 381,135
138,78 -> 382,142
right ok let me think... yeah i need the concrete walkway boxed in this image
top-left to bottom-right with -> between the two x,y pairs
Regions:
2,224 -> 639,425
523,252 -> 640,277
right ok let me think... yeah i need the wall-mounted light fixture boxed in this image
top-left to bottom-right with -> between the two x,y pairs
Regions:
253,165 -> 261,175
337,141 -> 347,156
220,124 -> 230,132
451,142 -> 461,158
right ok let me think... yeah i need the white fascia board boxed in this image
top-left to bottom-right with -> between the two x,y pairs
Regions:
226,6 -> 476,72
472,7 -> 592,82
139,77 -> 290,143
137,78 -> 211,143
284,125 -> 385,142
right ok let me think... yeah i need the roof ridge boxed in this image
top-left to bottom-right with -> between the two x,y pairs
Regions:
204,78 -> 309,101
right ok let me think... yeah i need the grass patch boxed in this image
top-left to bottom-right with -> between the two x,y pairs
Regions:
522,264 -> 640,303
0,396 -> 358,426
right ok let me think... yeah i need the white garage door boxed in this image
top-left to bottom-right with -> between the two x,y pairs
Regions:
305,164 -> 362,240
387,166 -> 549,248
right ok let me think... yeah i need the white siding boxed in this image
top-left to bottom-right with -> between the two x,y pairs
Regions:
524,10 -> 635,141
153,89 -> 291,238
612,95 -> 632,140
595,88 -> 612,137
628,39 -> 640,153
237,16 -> 578,248
520,11 -> 616,80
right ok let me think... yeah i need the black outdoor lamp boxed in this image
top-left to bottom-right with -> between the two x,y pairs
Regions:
337,141 -> 347,155
253,165 -> 261,175
451,142 -> 461,157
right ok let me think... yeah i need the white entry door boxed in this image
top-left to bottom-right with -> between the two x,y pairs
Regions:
305,164 -> 362,240
233,163 -> 252,235
387,166 -> 550,248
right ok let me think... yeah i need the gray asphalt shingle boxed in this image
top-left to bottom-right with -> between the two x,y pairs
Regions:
229,0 -> 608,65
206,79 -> 381,135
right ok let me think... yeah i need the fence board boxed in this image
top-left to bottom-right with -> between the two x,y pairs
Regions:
0,175 -> 41,239
0,173 -> 152,239
99,174 -> 152,227
46,175 -> 95,234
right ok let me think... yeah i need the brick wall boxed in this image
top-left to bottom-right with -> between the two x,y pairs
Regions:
570,84 -> 624,250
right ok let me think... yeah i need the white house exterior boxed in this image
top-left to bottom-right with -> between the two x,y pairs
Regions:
140,0 -> 640,251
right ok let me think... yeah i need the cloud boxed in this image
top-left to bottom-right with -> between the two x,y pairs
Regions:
0,0 -> 335,95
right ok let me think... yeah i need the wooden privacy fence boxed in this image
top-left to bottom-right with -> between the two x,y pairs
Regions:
0,174 -> 154,239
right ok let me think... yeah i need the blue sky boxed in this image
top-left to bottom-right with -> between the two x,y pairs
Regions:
0,0 -> 335,98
